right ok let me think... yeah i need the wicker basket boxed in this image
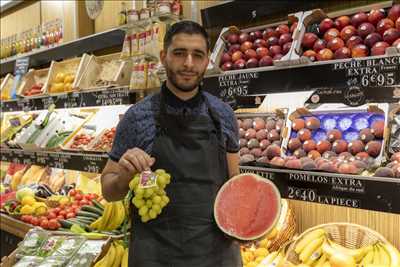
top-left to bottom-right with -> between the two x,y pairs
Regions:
286,222 -> 390,264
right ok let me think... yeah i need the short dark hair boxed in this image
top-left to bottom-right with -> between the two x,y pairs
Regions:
163,20 -> 210,51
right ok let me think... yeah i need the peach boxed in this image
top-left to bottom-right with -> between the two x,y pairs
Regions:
313,39 -> 327,52
305,117 -> 321,130
327,129 -> 342,142
262,28 -> 278,39
240,41 -> 254,52
270,156 -> 285,166
233,59 -> 246,70
259,139 -> 271,150
356,151 -> 370,160
221,62 -> 233,71
302,50 -> 317,61
335,16 -> 351,30
254,38 -> 267,49
292,118 -> 306,131
245,128 -> 257,140
228,44 -> 241,54
351,160 -> 367,171
269,45 -> 282,57
351,44 -> 369,58
302,161 -> 318,170
339,151 -> 353,160
294,148 -> 307,158
268,129 -> 280,141
256,129 -> 268,141
332,139 -> 348,154
390,152 -> 400,162
265,144 -> 281,160
239,32 -> 250,43
338,162 -> 358,174
267,36 -> 279,47
249,30 -> 262,42
317,140 -> 332,154
282,42 -> 292,55
371,120 -> 384,138
319,18 -> 334,33
245,58 -> 258,68
239,128 -> 245,138
302,32 -> 318,48
247,138 -> 260,149
285,159 -> 302,169
275,119 -> 284,132
348,140 -> 365,155
346,35 -> 363,49
364,32 -> 382,48
368,9 -> 386,25
231,50 -> 244,62
308,150 -> 322,160
303,140 -> 317,152
279,33 -> 292,46
276,24 -> 290,36
298,128 -> 312,142
388,4 -> 400,22
256,156 -> 269,163
377,18 -> 395,35
397,17 -> 400,30
334,47 -> 351,59
242,119 -> 253,130
288,138 -> 302,152
239,138 -> 247,148
265,119 -> 276,130
244,49 -> 257,60
240,154 -> 255,164
383,28 -> 400,45
256,47 -> 269,59
359,128 -> 374,143
259,55 -> 273,67
365,140 -> 382,157
340,25 -> 357,42
227,33 -> 239,44
371,41 -> 390,56
324,28 -> 340,42
250,148 -> 263,158
357,22 -> 375,38
240,147 -> 250,156
316,48 -> 334,61
351,12 -> 368,27
253,117 -> 266,130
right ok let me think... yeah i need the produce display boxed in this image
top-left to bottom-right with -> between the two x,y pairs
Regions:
49,72 -> 75,94
23,82 -> 44,96
301,4 -> 400,61
214,173 -> 281,240
90,127 -> 116,152
68,132 -> 95,150
218,21 -> 298,71
93,239 -> 128,267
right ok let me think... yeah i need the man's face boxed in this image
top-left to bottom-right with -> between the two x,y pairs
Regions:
161,33 -> 209,92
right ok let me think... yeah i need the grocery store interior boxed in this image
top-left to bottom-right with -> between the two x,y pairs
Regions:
0,0 -> 399,266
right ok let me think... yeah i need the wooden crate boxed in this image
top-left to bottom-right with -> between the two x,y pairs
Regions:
17,68 -> 50,98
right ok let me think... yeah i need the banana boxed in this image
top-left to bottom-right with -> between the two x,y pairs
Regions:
376,243 -> 391,266
265,250 -> 284,267
99,202 -> 113,230
381,242 -> 400,267
295,229 -> 326,254
299,236 -> 325,262
328,240 -> 372,262
373,245 -> 382,265
321,262 -> 331,267
94,242 -> 116,267
90,216 -> 103,230
314,253 -> 328,267
111,241 -> 124,267
106,201 -> 126,231
259,251 -> 279,266
360,247 -> 375,265
305,246 -> 323,266
121,247 -> 129,267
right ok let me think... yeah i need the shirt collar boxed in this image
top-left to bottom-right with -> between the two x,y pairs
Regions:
161,82 -> 203,108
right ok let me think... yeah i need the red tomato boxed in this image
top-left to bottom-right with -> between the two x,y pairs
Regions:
47,212 -> 57,220
31,217 -> 39,226
74,194 -> 83,201
56,215 -> 65,220
56,222 -> 61,229
58,204 -> 66,210
73,200 -> 80,206
68,189 -> 77,197
79,199 -> 89,206
66,212 -> 75,219
48,219 -> 59,230
40,219 -> 49,229
66,207 -> 75,214
20,215 -> 29,223
72,206 -> 80,213
58,210 -> 67,217
38,216 -> 47,221
53,207 -> 61,214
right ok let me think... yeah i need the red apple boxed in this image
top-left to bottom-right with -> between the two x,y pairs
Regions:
368,9 -> 385,25
220,52 -> 232,64
256,47 -> 269,59
319,18 -> 334,33
327,37 -> 345,51
269,45 -> 282,57
249,30 -> 262,42
313,39 -> 327,52
383,28 -> 400,45
279,33 -> 292,46
357,22 -> 376,38
364,32 -> 382,48
221,61 -> 233,71
233,59 -> 246,69
351,44 -> 369,57
388,4 -> 400,22
273,54 -> 283,60
267,36 -> 279,47
316,48 -> 334,61
282,42 -> 292,55
240,41 -> 253,52
334,16 -> 351,30
246,58 -> 259,68
397,17 -> 400,30
324,28 -> 340,42
340,25 -> 357,42
346,35 -> 364,49
226,33 -> 239,44
302,32 -> 318,48
393,38 -> 400,49
290,22 -> 298,33
351,12 -> 368,27
262,27 -> 278,39
276,24 -> 289,36
239,32 -> 250,43
244,49 -> 257,60
334,47 -> 351,59
303,50 -> 317,61
254,38 -> 267,48
231,50 -> 243,62
228,44 -> 241,54
377,18 -> 395,35
371,41 -> 390,56
259,55 -> 273,66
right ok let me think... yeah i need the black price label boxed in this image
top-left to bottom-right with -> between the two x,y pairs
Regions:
14,58 -> 29,76
218,72 -> 259,99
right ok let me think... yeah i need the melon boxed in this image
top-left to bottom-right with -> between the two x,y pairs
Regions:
214,173 -> 281,240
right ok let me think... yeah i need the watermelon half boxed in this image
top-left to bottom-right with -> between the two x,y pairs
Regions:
214,173 -> 281,240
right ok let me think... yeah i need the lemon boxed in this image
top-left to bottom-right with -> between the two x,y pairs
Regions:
20,205 -> 35,215
34,206 -> 48,216
21,196 -> 36,206
59,196 -> 70,205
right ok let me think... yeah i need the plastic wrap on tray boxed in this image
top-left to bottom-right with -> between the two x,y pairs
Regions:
13,256 -> 44,267
51,235 -> 86,258
15,228 -> 49,259
37,236 -> 65,258
389,113 -> 400,153
37,257 -> 68,267
66,239 -> 108,267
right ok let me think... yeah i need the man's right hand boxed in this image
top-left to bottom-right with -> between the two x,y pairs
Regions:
118,148 -> 155,175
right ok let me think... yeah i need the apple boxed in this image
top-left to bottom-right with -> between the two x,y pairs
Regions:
388,4 -> 400,22
226,33 -> 239,44
377,18 -> 395,35
239,32 -> 250,43
244,48 -> 257,60
368,9 -> 385,25
262,27 -> 278,39
397,17 -> 400,30
269,45 -> 282,57
290,22 -> 298,33
302,32 -> 318,48
279,33 -> 292,46
240,41 -> 254,52
233,59 -> 246,69
392,38 -> 400,49
231,50 -> 243,62
327,37 -> 345,51
221,61 -> 233,71
273,54 -> 283,60
259,55 -> 273,66
246,58 -> 259,68
346,35 -> 363,49
319,18 -> 334,33
267,36 -> 279,47
324,28 -> 340,42
249,30 -> 262,41
357,22 -> 376,38
256,47 -> 269,59
334,47 -> 351,59
276,24 -> 289,36
334,16 -> 351,30
303,50 -> 317,61
254,38 -> 267,48
351,12 -> 368,27
316,48 -> 334,61
364,32 -> 382,48
371,41 -> 390,56
282,42 -> 292,55
313,39 -> 327,52
351,44 -> 369,57
383,28 -> 400,45
340,25 -> 357,42
220,52 -> 232,64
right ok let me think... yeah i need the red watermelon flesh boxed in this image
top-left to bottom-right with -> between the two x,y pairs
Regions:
214,173 -> 281,240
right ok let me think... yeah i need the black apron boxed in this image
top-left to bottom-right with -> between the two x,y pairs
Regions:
128,92 -> 242,267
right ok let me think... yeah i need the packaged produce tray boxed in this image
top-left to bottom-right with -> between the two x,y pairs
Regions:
17,68 -> 50,98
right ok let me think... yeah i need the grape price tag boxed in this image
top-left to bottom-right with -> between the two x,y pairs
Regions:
139,171 -> 157,188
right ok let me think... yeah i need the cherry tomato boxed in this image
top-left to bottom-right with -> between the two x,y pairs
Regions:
31,217 -> 39,226
40,219 -> 49,229
48,219 -> 59,230
58,210 -> 67,217
73,200 -> 80,206
68,189 -> 77,197
56,215 -> 65,220
79,199 -> 89,206
47,212 -> 57,220
56,222 -> 61,229
66,207 -> 75,214
66,212 -> 75,219
74,194 -> 83,201
53,207 -> 61,214
38,216 -> 47,222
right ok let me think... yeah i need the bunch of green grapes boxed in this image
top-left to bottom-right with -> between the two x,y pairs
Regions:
129,169 -> 171,223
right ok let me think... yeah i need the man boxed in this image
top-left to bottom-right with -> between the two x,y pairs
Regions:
101,20 -> 242,267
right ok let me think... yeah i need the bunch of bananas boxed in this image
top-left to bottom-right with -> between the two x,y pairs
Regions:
257,249 -> 286,267
293,229 -> 400,267
90,201 -> 126,231
94,240 -> 129,267
241,246 -> 269,267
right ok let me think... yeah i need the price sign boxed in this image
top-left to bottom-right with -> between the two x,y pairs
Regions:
218,72 -> 258,99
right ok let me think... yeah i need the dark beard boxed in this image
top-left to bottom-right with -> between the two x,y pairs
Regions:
165,65 -> 205,92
